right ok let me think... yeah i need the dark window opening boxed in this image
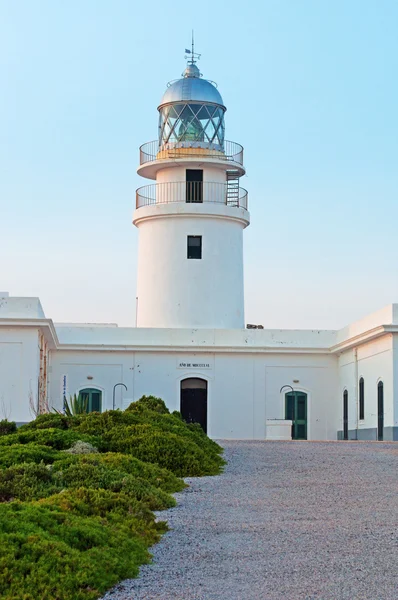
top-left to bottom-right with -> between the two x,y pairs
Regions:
79,388 -> 102,413
187,235 -> 202,259
359,377 -> 365,420
343,390 -> 348,440
186,169 -> 203,203
377,381 -> 384,441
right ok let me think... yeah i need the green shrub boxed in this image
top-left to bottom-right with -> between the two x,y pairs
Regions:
53,452 -> 185,493
0,428 -> 99,450
0,443 -> 59,468
94,452 -> 186,493
37,488 -> 166,545
19,412 -> 72,431
51,456 -> 175,511
66,406 -> 225,476
126,395 -> 169,414
0,501 -> 152,600
0,462 -> 61,502
102,429 -> 223,476
0,420 -> 17,436
0,394 -> 225,599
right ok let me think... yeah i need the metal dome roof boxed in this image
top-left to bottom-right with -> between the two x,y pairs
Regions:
159,70 -> 225,108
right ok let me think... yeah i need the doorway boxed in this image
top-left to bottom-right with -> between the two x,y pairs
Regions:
377,381 -> 384,441
79,388 -> 102,413
285,392 -> 307,440
186,169 -> 203,203
343,390 -> 348,440
180,378 -> 207,433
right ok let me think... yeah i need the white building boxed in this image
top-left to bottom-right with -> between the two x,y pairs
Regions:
1,56 -> 397,442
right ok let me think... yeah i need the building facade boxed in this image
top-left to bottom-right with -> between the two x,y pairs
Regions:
1,57 -> 398,442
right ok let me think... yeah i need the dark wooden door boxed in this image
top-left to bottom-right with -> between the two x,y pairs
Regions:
285,392 -> 307,440
180,379 -> 207,433
377,382 -> 384,441
186,169 -> 203,203
343,390 -> 348,440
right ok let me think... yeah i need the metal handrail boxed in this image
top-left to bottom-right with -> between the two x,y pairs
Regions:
136,181 -> 248,210
139,140 -> 244,166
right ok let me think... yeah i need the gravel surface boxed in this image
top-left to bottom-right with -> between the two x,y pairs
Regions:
101,441 -> 398,600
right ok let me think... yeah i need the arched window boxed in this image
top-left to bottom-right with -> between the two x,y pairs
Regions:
359,378 -> 365,420
79,388 -> 102,413
377,381 -> 384,441
343,390 -> 348,440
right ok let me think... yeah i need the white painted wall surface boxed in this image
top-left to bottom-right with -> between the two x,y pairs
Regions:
49,351 -> 133,412
338,334 -> 394,436
263,355 -> 339,440
0,297 -> 45,318
393,334 -> 398,429
0,328 -> 41,422
49,348 -> 338,440
134,207 -> 247,329
156,166 -> 227,185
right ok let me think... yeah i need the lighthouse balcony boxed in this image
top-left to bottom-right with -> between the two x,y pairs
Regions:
136,181 -> 248,211
137,140 -> 245,179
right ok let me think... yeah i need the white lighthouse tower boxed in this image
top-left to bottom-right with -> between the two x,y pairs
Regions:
134,50 -> 250,329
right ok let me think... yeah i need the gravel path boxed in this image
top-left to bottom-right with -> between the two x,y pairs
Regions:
101,441 -> 398,600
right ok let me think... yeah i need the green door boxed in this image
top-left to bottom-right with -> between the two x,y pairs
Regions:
285,392 -> 307,440
79,388 -> 102,413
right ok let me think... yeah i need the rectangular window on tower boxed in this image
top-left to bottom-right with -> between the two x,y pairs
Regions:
187,235 -> 202,259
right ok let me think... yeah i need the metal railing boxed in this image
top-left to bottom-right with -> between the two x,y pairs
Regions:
139,140 -> 244,166
136,181 -> 248,210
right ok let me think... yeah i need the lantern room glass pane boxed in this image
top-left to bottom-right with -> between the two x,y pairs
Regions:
158,102 -> 225,149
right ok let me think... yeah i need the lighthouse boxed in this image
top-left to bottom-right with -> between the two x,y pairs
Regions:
133,50 -> 250,329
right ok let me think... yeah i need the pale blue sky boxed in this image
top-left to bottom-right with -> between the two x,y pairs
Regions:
1,0 -> 397,328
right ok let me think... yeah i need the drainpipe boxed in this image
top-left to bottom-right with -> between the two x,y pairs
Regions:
354,347 -> 358,438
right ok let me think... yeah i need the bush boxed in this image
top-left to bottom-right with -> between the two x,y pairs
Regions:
67,404 -> 225,476
0,420 -> 17,436
51,456 -> 176,511
19,412 -> 72,431
37,488 -> 166,545
0,462 -> 61,502
0,501 -> 153,600
0,443 -> 59,468
0,394 -> 225,599
102,429 -> 223,476
53,452 -> 185,493
0,428 -> 99,451
126,395 -> 169,414
93,452 -> 186,493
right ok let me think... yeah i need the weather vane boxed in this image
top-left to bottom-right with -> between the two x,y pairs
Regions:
184,31 -> 201,64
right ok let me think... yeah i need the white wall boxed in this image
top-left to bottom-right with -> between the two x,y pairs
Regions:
49,351 -> 133,412
338,334 -> 394,436
134,208 -> 247,329
0,297 -> 45,318
49,348 -> 338,440
0,327 -> 41,422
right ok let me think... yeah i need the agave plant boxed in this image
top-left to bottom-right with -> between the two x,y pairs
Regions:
63,393 -> 89,417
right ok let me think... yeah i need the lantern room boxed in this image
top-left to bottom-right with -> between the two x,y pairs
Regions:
157,62 -> 226,151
